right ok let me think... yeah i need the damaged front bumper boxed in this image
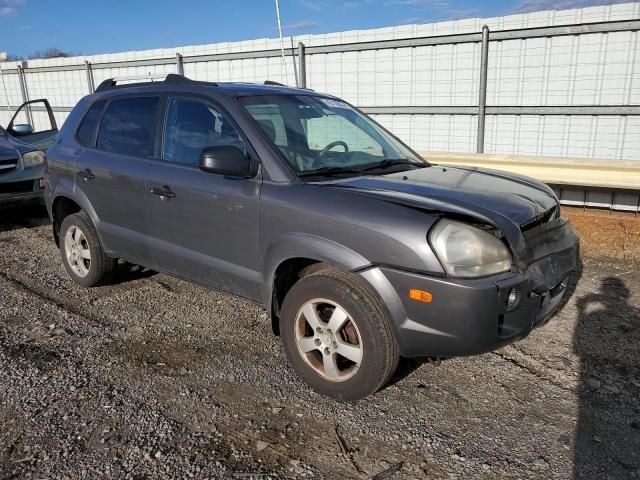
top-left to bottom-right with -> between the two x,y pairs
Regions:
358,218 -> 579,358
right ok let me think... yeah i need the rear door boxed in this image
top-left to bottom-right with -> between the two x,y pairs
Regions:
8,99 -> 59,150
75,95 -> 161,264
145,95 -> 261,299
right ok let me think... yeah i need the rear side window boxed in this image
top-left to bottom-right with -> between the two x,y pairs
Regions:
97,97 -> 160,157
76,100 -> 106,146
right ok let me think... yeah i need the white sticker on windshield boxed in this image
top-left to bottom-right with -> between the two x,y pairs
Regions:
320,98 -> 351,110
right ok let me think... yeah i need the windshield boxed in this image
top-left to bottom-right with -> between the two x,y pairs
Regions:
239,95 -> 426,177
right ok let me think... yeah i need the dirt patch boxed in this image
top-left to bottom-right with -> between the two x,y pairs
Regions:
111,337 -> 210,377
562,206 -> 640,262
4,342 -> 62,370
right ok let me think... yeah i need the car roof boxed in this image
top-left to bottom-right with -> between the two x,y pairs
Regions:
93,74 -> 320,98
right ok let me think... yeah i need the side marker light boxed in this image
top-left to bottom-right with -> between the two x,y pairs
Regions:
409,289 -> 433,303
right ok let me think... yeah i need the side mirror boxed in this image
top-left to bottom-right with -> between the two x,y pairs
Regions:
11,124 -> 34,136
199,145 -> 253,178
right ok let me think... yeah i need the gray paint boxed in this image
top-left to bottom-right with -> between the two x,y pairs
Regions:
45,80 -> 579,357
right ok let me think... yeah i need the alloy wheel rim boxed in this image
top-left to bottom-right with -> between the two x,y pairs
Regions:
64,226 -> 91,278
294,298 -> 363,382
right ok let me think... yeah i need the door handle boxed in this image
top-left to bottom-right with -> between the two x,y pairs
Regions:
77,169 -> 95,183
150,186 -> 176,201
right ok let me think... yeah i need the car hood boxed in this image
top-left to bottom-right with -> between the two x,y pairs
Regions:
321,165 -> 560,264
0,134 -> 30,157
0,136 -> 20,159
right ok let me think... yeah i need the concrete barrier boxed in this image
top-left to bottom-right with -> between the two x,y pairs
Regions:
418,152 -> 640,190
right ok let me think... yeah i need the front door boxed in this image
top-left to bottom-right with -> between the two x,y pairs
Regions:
8,98 -> 58,150
146,96 -> 261,299
75,95 -> 161,264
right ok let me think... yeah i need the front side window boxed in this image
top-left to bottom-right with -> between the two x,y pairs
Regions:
162,97 -> 244,166
243,104 -> 288,148
97,97 -> 159,157
76,100 -> 106,146
239,95 -> 425,177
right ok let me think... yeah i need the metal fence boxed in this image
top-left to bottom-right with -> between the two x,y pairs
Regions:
1,6 -> 639,162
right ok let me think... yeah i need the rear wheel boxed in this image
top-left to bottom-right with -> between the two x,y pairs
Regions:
280,269 -> 399,401
60,212 -> 116,287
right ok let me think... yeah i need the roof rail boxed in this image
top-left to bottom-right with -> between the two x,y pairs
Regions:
95,78 -> 116,92
95,74 -> 217,93
164,74 -> 208,86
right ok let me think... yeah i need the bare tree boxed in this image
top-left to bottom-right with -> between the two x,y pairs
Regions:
28,48 -> 78,60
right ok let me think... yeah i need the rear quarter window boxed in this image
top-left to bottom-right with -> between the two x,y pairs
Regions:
76,100 -> 107,146
96,97 -> 160,157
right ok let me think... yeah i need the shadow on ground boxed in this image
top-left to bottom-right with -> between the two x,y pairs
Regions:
574,273 -> 640,478
111,262 -> 157,285
0,202 -> 49,233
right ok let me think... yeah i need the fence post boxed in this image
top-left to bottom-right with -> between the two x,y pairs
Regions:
17,62 -> 33,126
176,53 -> 184,76
297,42 -> 306,88
85,60 -> 95,93
477,25 -> 489,153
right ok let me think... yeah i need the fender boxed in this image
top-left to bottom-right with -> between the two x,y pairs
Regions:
327,185 -> 529,268
260,232 -> 370,307
50,188 -> 112,254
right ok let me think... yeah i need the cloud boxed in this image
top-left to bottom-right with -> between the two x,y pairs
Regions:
385,0 -> 450,7
282,20 -> 318,31
445,7 -> 481,19
398,16 -> 423,24
512,0 -> 628,13
386,0 -> 485,21
341,0 -> 375,10
299,0 -> 322,11
0,0 -> 25,16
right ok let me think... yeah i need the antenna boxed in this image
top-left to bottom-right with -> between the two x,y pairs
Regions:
274,0 -> 289,83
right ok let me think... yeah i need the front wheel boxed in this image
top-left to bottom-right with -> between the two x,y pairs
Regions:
280,269 -> 399,401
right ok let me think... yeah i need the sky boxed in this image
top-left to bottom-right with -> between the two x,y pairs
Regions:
0,0 -> 627,58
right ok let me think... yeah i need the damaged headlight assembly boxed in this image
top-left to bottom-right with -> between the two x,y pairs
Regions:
429,219 -> 512,278
22,150 -> 45,168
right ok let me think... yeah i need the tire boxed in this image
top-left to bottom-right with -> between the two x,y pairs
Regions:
280,269 -> 400,401
59,212 -> 116,287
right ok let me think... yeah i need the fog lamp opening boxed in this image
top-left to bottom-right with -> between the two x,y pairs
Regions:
505,287 -> 521,311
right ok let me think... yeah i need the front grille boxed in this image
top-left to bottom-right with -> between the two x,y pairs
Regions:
520,205 -> 559,233
0,180 -> 35,194
0,158 -> 18,175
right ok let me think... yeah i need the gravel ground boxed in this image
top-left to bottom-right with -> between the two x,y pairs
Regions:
1,203 -> 639,480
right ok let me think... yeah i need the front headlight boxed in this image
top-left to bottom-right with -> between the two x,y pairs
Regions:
429,219 -> 512,278
22,150 -> 44,167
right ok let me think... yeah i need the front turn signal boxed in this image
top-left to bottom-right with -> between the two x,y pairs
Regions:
409,289 -> 432,303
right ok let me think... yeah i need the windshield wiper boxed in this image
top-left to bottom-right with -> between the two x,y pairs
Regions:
361,158 -> 427,171
297,166 -> 365,178
298,159 -> 427,178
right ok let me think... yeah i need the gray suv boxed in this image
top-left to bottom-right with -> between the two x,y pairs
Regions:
44,75 -> 579,400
